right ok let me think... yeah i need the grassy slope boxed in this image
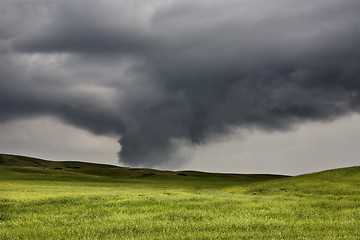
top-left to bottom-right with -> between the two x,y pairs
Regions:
0,154 -> 359,239
0,153 -> 284,178
0,154 -> 118,168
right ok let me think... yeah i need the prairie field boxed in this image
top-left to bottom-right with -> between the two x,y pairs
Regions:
0,154 -> 359,239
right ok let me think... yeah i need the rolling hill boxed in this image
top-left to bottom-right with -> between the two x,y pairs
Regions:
0,153 -> 287,182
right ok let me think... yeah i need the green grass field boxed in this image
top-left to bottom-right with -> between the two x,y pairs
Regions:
1,154 -> 359,239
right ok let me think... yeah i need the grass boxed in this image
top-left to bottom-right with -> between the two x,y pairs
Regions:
0,154 -> 359,239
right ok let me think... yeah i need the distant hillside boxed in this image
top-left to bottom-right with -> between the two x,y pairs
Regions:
0,154 -> 116,168
0,154 -> 287,181
1,153 -> 359,196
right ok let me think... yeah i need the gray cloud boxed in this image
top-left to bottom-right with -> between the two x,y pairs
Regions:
1,0 -> 360,167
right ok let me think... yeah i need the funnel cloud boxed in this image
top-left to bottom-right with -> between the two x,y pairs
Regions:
1,0 -> 360,167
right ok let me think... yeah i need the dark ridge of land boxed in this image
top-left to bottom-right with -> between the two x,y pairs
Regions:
1,153 -> 358,186
0,153 -> 288,181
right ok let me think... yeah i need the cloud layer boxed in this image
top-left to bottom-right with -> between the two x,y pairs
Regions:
1,0 -> 360,167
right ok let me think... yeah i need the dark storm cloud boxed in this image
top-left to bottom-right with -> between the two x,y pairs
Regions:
0,55 -> 125,135
1,0 -> 360,166
12,1 -> 151,54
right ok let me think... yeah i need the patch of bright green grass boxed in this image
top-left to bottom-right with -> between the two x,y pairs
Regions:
0,154 -> 359,239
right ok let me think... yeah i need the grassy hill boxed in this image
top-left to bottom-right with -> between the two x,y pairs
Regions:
248,165 -> 360,195
0,153 -> 286,182
1,153 -> 359,239
0,154 -> 117,168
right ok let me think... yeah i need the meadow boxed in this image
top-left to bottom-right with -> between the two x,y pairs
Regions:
0,154 -> 359,239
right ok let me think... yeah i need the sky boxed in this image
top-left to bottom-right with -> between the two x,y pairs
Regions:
1,0 -> 359,175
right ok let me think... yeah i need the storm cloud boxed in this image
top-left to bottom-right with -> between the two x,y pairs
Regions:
1,0 -> 360,167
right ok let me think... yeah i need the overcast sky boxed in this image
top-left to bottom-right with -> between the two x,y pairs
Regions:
1,0 -> 359,175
